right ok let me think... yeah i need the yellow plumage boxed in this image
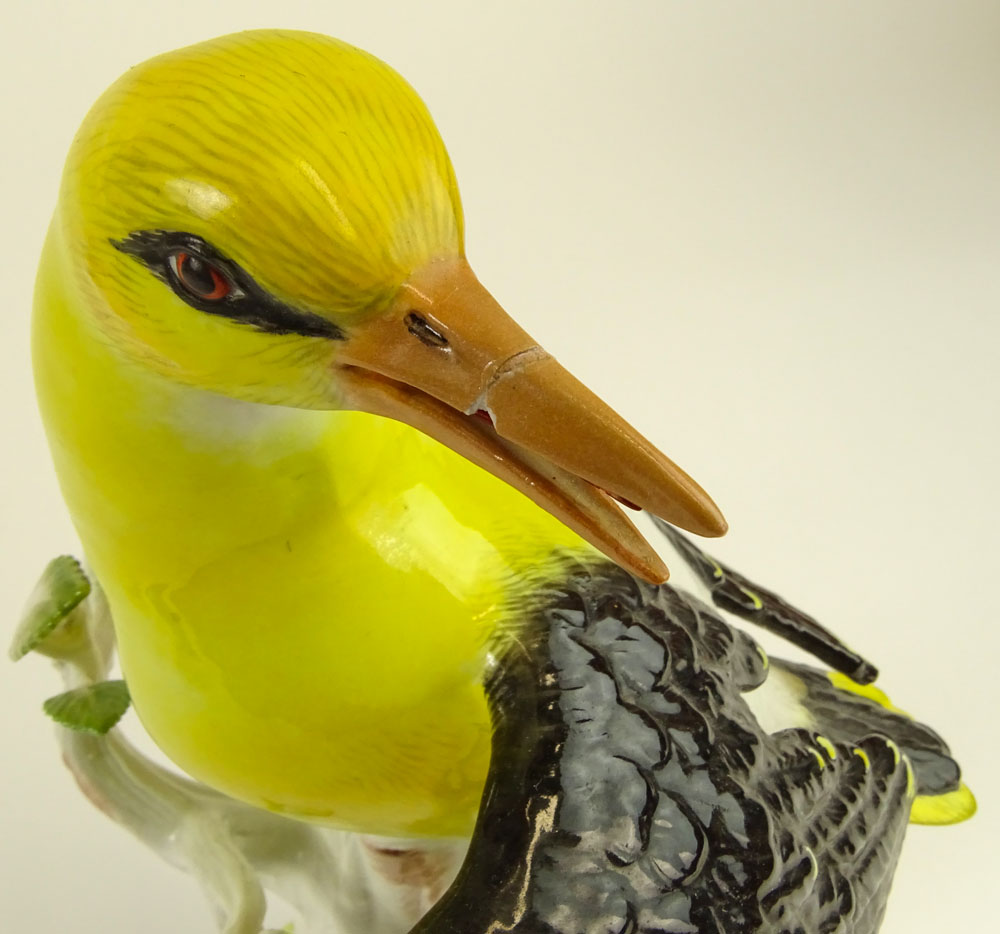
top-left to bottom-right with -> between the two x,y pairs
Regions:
35,30 -> 590,836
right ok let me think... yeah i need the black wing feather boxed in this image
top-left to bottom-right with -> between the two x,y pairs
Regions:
414,560 -> 923,934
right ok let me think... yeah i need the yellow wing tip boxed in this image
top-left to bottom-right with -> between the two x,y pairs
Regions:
825,674 -> 975,826
910,782 -> 977,826
826,670 -> 910,718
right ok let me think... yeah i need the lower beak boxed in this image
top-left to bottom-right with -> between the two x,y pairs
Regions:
336,258 -> 726,584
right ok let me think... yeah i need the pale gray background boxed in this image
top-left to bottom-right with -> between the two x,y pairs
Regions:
1,1 -> 996,931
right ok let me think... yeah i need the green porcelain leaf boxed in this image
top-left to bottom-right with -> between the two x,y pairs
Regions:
43,680 -> 131,735
9,556 -> 91,661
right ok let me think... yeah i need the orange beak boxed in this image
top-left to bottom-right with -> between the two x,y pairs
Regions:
336,258 -> 726,584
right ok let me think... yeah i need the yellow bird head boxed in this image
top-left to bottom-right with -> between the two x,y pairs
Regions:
61,30 -> 460,404
55,29 -> 725,580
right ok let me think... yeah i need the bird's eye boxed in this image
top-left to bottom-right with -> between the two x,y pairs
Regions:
168,251 -> 232,302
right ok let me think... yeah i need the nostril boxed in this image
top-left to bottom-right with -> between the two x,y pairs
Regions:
404,312 -> 450,349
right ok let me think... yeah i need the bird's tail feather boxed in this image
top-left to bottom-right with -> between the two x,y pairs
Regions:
651,520 -> 975,827
774,659 -> 976,825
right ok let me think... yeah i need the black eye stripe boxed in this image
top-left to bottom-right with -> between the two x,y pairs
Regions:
111,230 -> 346,341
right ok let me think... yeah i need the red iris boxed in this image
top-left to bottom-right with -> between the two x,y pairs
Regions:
172,251 -> 231,301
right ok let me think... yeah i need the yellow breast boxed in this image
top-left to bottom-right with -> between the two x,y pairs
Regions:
34,221 -> 589,836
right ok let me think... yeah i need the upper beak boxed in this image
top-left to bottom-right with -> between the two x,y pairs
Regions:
336,257 -> 726,584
